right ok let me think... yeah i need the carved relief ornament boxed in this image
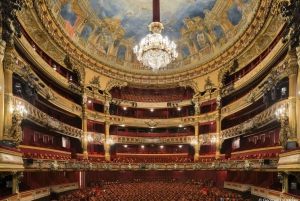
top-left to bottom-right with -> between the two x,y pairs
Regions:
179,80 -> 199,97
105,79 -> 128,96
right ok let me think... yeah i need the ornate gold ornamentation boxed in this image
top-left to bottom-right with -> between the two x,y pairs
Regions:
244,90 -> 255,103
3,59 -> 16,71
45,88 -> 56,101
105,79 -> 128,96
243,160 -> 253,171
145,119 -> 160,127
1,1 -> 22,45
204,76 -> 214,91
50,160 -> 60,171
179,80 -> 199,96
89,76 -> 101,89
9,111 -> 24,149
218,60 -> 238,88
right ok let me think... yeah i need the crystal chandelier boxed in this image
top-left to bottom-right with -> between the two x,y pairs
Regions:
133,0 -> 178,73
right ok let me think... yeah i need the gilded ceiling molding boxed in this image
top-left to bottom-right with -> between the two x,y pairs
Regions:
270,0 -> 288,15
104,79 -> 128,96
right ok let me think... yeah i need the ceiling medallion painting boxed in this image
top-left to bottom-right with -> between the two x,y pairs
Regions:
49,0 -> 258,75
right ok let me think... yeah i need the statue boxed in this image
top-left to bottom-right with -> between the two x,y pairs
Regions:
216,93 -> 222,109
50,160 -> 60,171
82,93 -> 87,105
104,101 -> 110,114
9,112 -> 23,149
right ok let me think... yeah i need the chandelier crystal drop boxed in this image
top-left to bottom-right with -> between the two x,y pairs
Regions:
133,22 -> 178,73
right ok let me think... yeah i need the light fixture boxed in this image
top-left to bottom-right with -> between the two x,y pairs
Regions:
87,100 -> 92,103
87,135 -> 93,143
179,124 -> 182,127
150,109 -> 154,112
275,105 -> 286,119
124,145 -> 127,148
53,64 -> 57,71
141,145 -> 144,148
179,145 -> 182,148
160,145 -> 164,148
14,102 -> 27,117
69,75 -> 73,81
123,107 -> 127,110
210,136 -> 217,144
107,138 -> 114,146
177,108 -> 181,111
133,0 -> 178,73
190,139 -> 197,146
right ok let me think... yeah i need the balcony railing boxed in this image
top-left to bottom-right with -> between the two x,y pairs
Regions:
14,97 -> 82,139
221,99 -> 288,139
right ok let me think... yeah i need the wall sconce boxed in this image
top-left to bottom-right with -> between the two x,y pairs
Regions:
13,102 -> 28,117
190,139 -> 197,146
87,135 -> 93,143
69,75 -> 73,81
275,105 -> 287,120
53,64 -> 57,71
107,138 -> 114,146
210,136 -> 217,144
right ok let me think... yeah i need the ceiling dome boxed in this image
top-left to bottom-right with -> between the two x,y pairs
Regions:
48,0 -> 260,75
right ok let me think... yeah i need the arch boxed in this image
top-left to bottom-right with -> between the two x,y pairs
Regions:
181,46 -> 191,60
80,25 -> 93,41
213,25 -> 225,42
117,46 -> 126,60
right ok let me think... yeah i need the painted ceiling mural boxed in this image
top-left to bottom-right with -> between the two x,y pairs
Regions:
49,0 -> 258,74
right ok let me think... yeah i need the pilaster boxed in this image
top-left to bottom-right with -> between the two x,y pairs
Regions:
105,120 -> 112,161
194,122 -> 199,161
215,113 -> 221,159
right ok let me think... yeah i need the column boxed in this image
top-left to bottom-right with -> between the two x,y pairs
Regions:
215,114 -> 221,159
194,122 -> 199,161
11,171 -> 19,194
3,45 -> 15,139
278,172 -> 289,193
104,120 -> 111,161
286,51 -> 297,140
296,47 -> 300,144
82,93 -> 88,159
0,40 -> 6,139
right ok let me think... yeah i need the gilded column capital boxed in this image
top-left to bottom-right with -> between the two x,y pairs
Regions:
215,113 -> 221,121
193,121 -> 199,127
4,93 -> 13,104
286,64 -> 298,76
3,58 -> 16,72
105,120 -> 112,126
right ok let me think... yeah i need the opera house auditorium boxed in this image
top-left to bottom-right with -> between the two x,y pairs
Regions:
0,0 -> 300,200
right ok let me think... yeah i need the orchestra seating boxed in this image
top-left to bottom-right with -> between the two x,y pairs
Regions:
113,157 -> 192,163
61,178 -> 245,201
